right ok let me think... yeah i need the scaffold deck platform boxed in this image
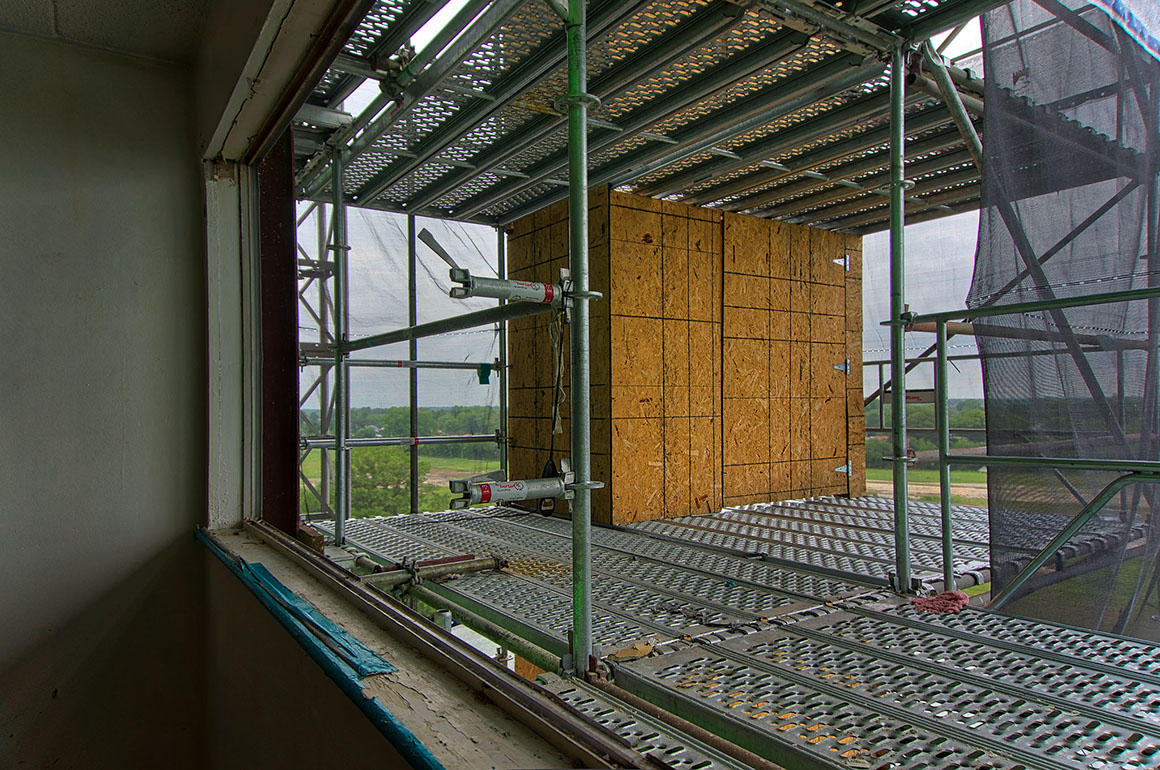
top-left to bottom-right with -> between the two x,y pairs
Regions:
318,503 -> 1160,770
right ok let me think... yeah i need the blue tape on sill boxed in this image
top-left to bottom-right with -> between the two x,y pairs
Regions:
198,530 -> 443,770
242,561 -> 396,676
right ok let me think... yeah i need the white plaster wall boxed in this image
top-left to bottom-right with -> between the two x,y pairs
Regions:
0,31 -> 207,764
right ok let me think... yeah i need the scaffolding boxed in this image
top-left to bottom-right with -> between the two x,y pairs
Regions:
275,2 -> 1160,766
292,0 -> 1159,707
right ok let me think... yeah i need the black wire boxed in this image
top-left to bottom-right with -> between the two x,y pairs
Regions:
546,316 -> 566,463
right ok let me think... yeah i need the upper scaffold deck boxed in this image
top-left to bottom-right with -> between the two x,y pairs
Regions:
293,0 -> 1009,234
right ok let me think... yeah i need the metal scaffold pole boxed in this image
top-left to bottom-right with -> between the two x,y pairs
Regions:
332,150 -> 350,545
408,214 -> 420,515
935,319 -> 953,590
563,0 -> 594,672
497,226 -> 509,480
318,203 -> 332,516
889,44 -> 910,592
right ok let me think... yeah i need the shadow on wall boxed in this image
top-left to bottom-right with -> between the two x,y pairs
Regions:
0,536 -> 208,768
0,536 -> 414,768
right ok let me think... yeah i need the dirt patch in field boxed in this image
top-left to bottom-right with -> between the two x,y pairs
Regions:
866,479 -> 988,502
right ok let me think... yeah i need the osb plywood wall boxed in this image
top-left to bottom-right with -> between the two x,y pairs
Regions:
506,187 -> 722,524
507,187 -> 861,525
721,213 -> 864,507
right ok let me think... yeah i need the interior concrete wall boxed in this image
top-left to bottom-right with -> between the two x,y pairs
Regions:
0,31 -> 208,765
203,552 -> 413,768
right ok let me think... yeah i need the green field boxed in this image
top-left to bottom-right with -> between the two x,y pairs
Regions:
299,449 -> 498,480
865,468 -> 988,484
301,450 -> 322,479
417,455 -> 501,472
1005,558 -> 1159,642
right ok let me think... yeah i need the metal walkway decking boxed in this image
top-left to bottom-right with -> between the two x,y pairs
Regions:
626,495 -> 1148,590
319,504 -> 1160,770
623,496 -> 988,588
620,593 -> 1160,770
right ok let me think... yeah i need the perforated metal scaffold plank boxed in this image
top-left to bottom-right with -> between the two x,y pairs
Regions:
295,0 -> 997,233
428,569 -> 668,655
625,494 -> 1147,586
616,604 -> 1160,770
523,511 -> 866,599
728,499 -> 992,543
823,495 -> 1142,548
319,511 -> 828,654
318,516 -> 673,654
628,514 -> 905,583
443,508 -> 861,608
538,675 -> 754,770
615,642 -> 1028,770
844,597 -> 1160,688
725,626 -> 1158,769
779,605 -> 1160,737
659,507 -> 991,562
326,510 -> 1160,770
382,511 -> 812,627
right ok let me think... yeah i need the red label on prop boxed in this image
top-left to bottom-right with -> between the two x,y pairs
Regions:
542,284 -> 554,304
479,483 -> 492,502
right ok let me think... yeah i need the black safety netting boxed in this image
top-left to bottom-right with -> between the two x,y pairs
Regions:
971,0 -> 1160,638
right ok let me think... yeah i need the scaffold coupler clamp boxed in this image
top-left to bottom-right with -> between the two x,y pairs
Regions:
563,627 -> 604,675
879,310 -> 914,330
878,177 -> 915,193
881,447 -> 918,465
552,91 -> 602,115
561,268 -> 603,325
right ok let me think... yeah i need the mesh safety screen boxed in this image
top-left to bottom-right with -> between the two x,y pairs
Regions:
970,0 -> 1160,638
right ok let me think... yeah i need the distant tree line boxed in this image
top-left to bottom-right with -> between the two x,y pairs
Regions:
865,399 -> 985,469
301,405 -> 501,460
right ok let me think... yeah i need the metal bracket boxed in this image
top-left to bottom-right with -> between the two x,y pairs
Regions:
832,255 -> 849,271
878,178 -> 915,192
559,268 -> 574,323
565,480 -> 605,491
834,464 -> 850,474
553,92 -> 602,114
834,360 -> 850,374
887,570 -> 927,594
879,311 -> 914,327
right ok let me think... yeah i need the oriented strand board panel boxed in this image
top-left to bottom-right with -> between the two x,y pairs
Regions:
607,191 -> 723,524
721,213 -> 862,506
844,233 -> 866,496
508,187 -> 860,524
506,188 -> 722,525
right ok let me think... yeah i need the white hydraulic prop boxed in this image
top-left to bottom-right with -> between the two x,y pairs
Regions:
418,227 -> 568,307
449,461 -> 574,510
449,269 -> 566,305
